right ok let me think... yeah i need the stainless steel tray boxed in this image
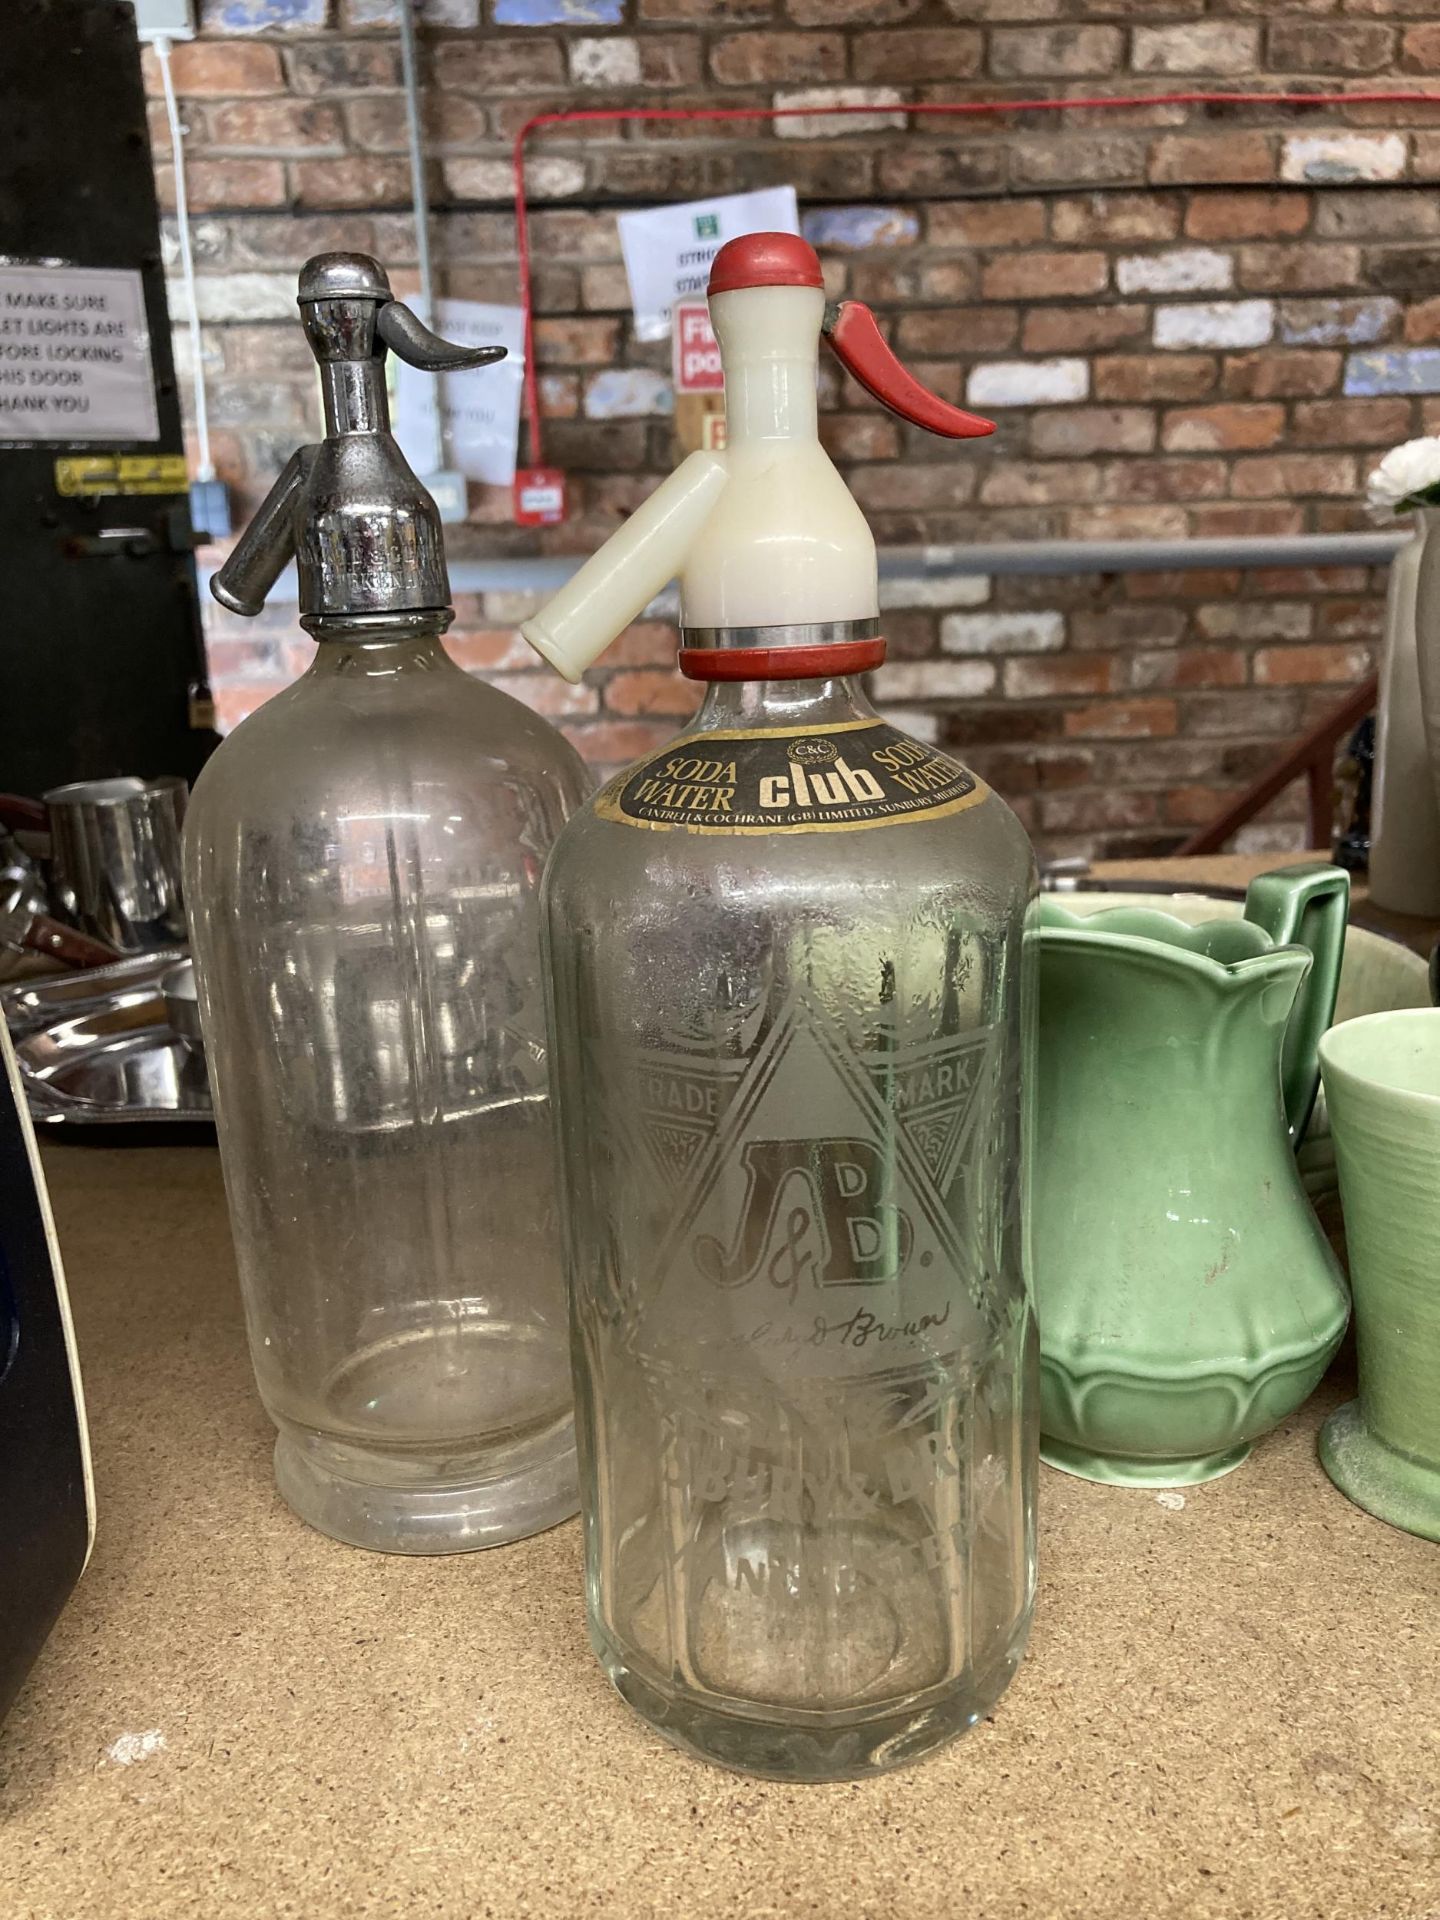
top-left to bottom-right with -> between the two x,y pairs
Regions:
0,950 -> 212,1128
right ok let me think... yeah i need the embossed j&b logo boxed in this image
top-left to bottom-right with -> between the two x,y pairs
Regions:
693,1137 -> 914,1300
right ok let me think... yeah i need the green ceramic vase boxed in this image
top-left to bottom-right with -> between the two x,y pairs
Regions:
1318,1009 -> 1440,1541
1033,864 -> 1351,1487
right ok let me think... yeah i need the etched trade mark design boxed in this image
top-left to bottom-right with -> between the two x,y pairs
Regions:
620,993 -> 1000,1376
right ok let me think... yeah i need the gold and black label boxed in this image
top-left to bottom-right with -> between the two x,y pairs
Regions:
595,718 -> 988,835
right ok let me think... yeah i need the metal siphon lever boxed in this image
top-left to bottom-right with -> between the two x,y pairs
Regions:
376,301 -> 506,374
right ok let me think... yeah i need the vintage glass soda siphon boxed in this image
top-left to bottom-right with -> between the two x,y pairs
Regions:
185,254 -> 590,1554
524,234 -> 1038,1779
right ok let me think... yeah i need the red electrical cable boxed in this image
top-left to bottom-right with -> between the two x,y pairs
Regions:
512,87 -> 1440,467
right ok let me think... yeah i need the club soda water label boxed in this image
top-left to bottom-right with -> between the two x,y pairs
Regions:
596,719 -> 990,835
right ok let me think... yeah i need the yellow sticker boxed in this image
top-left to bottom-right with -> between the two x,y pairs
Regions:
54,454 -> 189,497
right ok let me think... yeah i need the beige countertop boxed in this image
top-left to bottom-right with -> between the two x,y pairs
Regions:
1091,852 -> 1440,958
5,857 -> 1440,1919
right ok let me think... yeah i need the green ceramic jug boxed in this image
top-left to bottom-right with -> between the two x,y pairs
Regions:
1033,863 -> 1351,1487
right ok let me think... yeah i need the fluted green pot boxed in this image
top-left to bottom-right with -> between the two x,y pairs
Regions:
1033,864 -> 1351,1487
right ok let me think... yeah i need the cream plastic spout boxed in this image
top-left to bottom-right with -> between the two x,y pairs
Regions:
521,452 -> 729,682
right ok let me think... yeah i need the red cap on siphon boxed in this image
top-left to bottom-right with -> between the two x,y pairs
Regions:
707,232 -> 826,297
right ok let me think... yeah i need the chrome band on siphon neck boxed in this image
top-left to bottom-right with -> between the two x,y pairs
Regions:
678,616 -> 882,652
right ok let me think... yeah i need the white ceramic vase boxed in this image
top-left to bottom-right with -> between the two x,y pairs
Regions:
1369,513 -> 1440,916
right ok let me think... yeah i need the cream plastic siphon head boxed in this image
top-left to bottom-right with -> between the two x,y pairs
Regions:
520,233 -> 993,679
678,280 -> 876,631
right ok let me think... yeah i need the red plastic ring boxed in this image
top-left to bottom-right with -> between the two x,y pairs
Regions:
679,639 -> 887,681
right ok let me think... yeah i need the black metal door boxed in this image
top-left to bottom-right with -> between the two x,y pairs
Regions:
0,0 -> 216,800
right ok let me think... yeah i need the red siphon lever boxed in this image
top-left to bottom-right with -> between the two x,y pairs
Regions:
823,301 -> 996,439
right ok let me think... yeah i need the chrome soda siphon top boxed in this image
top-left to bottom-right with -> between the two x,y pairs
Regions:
211,252 -> 504,632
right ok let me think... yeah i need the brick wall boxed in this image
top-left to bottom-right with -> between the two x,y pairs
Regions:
152,1 -> 1440,857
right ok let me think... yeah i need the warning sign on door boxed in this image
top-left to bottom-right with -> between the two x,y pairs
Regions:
0,264 -> 159,444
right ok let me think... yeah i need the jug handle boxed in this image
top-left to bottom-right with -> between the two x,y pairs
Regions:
1243,862 -> 1351,1145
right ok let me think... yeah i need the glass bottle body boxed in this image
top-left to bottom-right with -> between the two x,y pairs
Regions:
542,673 -> 1038,1779
185,628 -> 590,1553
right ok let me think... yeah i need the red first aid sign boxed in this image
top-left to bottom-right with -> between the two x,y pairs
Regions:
672,302 -> 723,394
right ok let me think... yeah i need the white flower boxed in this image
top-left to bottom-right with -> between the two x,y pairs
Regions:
1366,436 -> 1440,519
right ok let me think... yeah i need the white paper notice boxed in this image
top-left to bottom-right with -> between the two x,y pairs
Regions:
0,264 -> 158,444
618,188 -> 801,342
393,298 -> 526,489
